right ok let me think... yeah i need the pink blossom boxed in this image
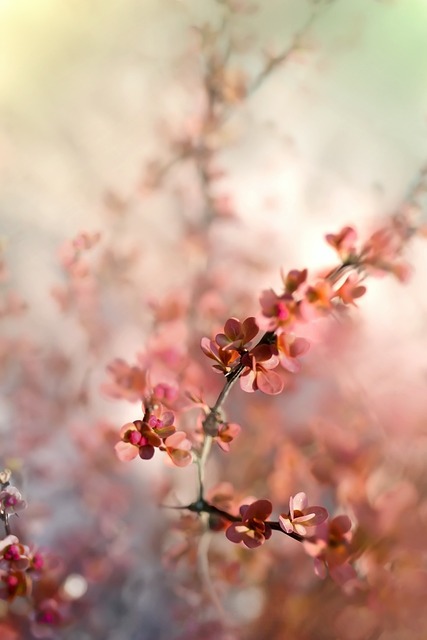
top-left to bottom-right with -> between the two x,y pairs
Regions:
163,431 -> 193,467
239,344 -> 283,395
279,492 -> 328,536
115,407 -> 176,462
334,274 -> 366,306
325,226 -> 358,260
259,289 -> 292,330
102,358 -> 147,401
275,333 -> 310,373
303,515 -> 358,589
0,486 -> 27,515
215,422 -> 241,452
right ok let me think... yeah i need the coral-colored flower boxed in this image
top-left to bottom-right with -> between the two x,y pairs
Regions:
226,499 -> 272,548
326,226 -> 358,260
305,280 -> 333,310
282,268 -> 308,294
215,421 -> 241,452
303,515 -> 357,589
215,316 -> 259,351
163,431 -> 193,467
200,337 -> 240,374
279,492 -> 328,536
0,486 -> 27,515
239,344 -> 283,395
334,274 -> 366,306
275,333 -> 310,373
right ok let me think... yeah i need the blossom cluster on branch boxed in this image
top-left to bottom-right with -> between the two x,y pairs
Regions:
109,216 -> 425,599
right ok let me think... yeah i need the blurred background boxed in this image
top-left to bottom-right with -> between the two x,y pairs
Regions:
1,0 -> 427,638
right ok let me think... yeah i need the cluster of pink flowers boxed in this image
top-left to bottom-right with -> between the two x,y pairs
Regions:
0,534 -> 43,601
0,470 -> 67,638
201,315 -> 309,395
107,217 -> 425,606
115,403 -> 193,467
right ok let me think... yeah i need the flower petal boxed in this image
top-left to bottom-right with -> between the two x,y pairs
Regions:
256,369 -> 284,395
114,441 -> 138,462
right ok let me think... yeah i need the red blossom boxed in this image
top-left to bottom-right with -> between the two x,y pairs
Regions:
215,316 -> 259,351
226,499 -> 272,548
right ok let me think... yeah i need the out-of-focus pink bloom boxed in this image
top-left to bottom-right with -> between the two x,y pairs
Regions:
0,568 -> 31,601
275,333 -> 310,373
305,280 -> 333,311
215,422 -> 241,452
102,358 -> 147,401
326,226 -> 358,261
281,268 -> 308,294
334,274 -> 366,306
240,345 -> 283,395
304,515 -> 358,589
226,499 -> 272,548
360,224 -> 412,282
0,486 -> 27,515
163,431 -> 193,467
31,599 -> 65,638
0,540 -> 30,571
215,316 -> 259,351
0,536 -> 19,555
279,492 -> 328,536
259,289 -> 292,331
152,383 -> 179,407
